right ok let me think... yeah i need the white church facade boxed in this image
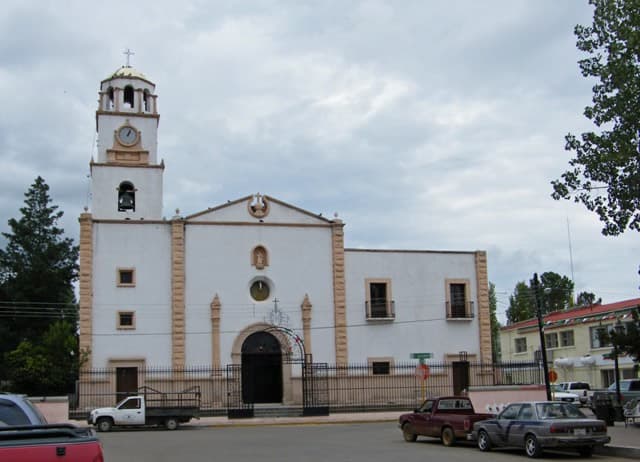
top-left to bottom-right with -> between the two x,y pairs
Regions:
78,65 -> 492,406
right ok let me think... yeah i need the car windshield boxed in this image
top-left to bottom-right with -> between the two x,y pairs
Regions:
536,402 -> 585,419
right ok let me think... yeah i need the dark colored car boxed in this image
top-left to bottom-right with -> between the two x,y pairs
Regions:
399,396 -> 493,446
470,401 -> 610,458
0,393 -> 48,426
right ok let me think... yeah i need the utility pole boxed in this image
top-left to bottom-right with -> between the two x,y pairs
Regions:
533,273 -> 552,401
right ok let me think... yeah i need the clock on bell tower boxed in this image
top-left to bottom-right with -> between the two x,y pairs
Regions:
90,53 -> 164,220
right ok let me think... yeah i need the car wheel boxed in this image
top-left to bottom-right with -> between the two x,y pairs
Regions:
578,446 -> 594,457
524,434 -> 543,458
402,423 -> 417,442
96,417 -> 113,432
165,417 -> 179,430
477,429 -> 492,452
441,427 -> 455,447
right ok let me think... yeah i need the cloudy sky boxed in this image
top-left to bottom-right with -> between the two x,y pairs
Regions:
0,1 -> 638,322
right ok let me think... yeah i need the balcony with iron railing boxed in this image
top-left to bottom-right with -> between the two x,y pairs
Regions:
365,299 -> 395,321
445,301 -> 474,320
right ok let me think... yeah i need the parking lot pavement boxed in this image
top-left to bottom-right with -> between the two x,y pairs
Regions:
74,410 -> 640,459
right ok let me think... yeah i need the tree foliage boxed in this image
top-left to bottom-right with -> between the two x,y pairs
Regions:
489,282 -> 501,362
552,0 -> 640,235
0,177 -> 79,392
611,309 -> 640,363
4,320 -> 83,395
576,291 -> 602,306
506,272 -> 577,323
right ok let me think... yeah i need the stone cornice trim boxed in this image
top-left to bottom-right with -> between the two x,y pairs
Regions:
186,221 -> 332,228
186,194 -> 334,224
90,161 -> 165,170
96,110 -> 160,119
346,248 -> 478,255
92,219 -> 168,225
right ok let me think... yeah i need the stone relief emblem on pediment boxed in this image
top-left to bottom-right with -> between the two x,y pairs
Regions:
248,193 -> 269,218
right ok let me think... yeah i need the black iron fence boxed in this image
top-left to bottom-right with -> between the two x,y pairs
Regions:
70,360 -> 542,419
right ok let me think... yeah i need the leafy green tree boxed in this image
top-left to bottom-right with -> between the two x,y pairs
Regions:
4,320 -> 82,395
506,272 -> 576,323
576,291 -> 602,306
506,281 -> 535,324
538,272 -> 575,312
0,176 -> 79,390
552,0 -> 640,236
612,309 -> 640,362
489,282 -> 501,362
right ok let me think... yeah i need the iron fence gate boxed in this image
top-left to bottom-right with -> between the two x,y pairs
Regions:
226,364 -> 254,418
302,362 -> 329,416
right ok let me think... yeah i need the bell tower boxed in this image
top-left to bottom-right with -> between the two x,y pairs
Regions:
90,54 -> 164,220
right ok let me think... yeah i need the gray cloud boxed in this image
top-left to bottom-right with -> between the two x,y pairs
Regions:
0,1 -> 637,324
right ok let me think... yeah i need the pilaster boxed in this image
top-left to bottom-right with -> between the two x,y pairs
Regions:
331,220 -> 348,366
475,251 -> 492,362
78,212 -> 93,369
301,294 -> 313,359
211,294 -> 221,372
171,217 -> 186,369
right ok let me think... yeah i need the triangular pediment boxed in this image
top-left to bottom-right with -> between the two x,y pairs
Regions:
186,194 -> 334,225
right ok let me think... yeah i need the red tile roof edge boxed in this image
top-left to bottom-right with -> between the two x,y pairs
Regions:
501,297 -> 640,331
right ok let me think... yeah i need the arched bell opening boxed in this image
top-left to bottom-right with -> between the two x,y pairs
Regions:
118,181 -> 136,212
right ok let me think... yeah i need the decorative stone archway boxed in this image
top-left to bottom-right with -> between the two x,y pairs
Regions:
231,323 -> 294,404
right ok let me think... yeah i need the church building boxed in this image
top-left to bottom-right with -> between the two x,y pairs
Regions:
78,65 -> 492,406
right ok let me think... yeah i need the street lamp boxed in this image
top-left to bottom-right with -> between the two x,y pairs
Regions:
533,273 -> 552,401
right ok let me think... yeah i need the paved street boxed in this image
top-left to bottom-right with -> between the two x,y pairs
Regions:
98,422 -> 632,462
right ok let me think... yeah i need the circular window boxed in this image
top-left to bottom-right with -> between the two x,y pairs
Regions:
250,280 -> 270,301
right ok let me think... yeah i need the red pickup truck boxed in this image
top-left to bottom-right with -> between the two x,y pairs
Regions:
0,424 -> 104,462
399,396 -> 494,446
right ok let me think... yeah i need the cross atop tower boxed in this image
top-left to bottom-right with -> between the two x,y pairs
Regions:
123,48 -> 135,67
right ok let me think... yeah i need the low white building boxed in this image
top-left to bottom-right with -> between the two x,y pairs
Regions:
78,65 -> 492,404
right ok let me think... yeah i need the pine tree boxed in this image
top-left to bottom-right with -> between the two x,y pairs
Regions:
0,177 -> 79,387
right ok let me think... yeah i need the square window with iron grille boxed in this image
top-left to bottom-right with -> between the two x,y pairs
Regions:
545,332 -> 558,348
365,279 -> 394,320
371,361 -> 390,375
515,337 -> 527,353
445,280 -> 473,319
117,268 -> 135,287
117,311 -> 135,329
560,330 -> 574,347
450,284 -> 466,316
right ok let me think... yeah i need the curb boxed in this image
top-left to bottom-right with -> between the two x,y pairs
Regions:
188,417 -> 398,428
596,445 -> 640,460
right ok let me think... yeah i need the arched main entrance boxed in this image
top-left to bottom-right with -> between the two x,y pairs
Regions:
241,331 -> 283,403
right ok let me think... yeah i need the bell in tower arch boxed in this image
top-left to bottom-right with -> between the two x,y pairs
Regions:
118,181 -> 136,212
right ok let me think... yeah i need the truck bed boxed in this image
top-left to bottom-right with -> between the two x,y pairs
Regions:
0,424 -> 103,462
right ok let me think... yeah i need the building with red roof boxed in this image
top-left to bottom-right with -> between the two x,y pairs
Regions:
500,298 -> 640,389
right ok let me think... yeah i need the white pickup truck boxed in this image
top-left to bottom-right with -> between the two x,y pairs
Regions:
557,382 -> 593,406
88,386 -> 200,432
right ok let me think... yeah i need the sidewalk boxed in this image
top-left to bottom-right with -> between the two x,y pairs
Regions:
73,411 -> 640,459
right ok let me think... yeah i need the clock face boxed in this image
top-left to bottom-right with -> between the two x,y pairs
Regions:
117,126 -> 138,145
